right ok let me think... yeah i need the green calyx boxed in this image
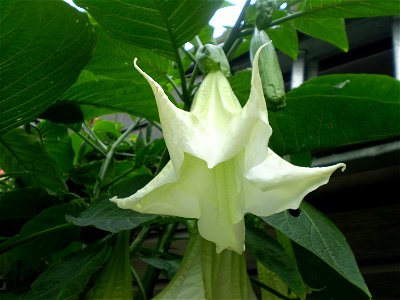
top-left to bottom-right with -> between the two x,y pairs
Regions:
196,44 -> 230,77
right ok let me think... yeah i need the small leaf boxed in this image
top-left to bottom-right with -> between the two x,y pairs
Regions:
39,121 -> 75,173
140,256 -> 182,279
262,202 -> 371,298
25,244 -> 110,300
67,181 -> 164,232
0,129 -> 68,193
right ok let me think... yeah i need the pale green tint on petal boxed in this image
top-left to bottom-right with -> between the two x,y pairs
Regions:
245,149 -> 346,216
154,229 -> 205,300
155,229 -> 256,300
113,153 -> 247,254
134,50 -> 272,169
201,234 -> 257,300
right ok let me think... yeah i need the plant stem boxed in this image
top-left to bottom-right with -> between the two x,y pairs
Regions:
130,225 -> 151,253
72,127 -> 107,156
166,75 -> 183,100
131,265 -> 147,300
249,277 -> 294,300
222,0 -> 251,54
137,223 -> 179,300
92,119 -> 140,200
240,10 -> 311,37
82,122 -> 108,152
172,45 -> 190,107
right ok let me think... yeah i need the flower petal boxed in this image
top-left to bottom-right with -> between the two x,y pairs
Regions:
111,158 -> 201,218
245,149 -> 346,216
133,59 -> 196,174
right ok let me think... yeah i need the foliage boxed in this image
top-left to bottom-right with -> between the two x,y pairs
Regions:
0,0 -> 399,299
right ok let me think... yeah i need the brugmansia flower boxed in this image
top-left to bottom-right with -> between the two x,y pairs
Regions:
111,45 -> 345,254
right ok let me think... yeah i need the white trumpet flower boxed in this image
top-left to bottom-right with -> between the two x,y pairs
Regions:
111,46 -> 345,254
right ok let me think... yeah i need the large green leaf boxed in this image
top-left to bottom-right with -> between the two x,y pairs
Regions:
0,129 -> 68,193
230,72 -> 400,155
75,0 -> 223,60
245,225 -> 306,298
294,17 -> 348,51
1,202 -> 85,260
25,244 -> 110,300
0,0 -> 96,135
262,202 -> 371,298
87,231 -> 132,300
298,0 -> 400,18
62,26 -> 173,121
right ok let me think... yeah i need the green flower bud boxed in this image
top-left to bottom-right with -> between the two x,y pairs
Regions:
196,44 -> 230,77
250,27 -> 286,111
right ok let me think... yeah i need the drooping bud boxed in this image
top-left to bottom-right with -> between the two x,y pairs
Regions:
250,27 -> 286,111
196,44 -> 230,77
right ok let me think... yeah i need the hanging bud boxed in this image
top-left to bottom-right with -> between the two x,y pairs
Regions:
250,27 -> 286,111
255,0 -> 277,30
196,44 -> 231,77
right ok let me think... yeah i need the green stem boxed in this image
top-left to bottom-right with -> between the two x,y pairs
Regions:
173,44 -> 190,107
131,265 -> 147,300
249,277 -> 294,300
222,0 -> 251,54
72,127 -> 107,156
155,148 -> 170,176
182,47 -> 197,63
166,75 -> 183,100
240,10 -> 312,37
137,223 -> 179,300
130,225 -> 151,254
0,223 -> 75,254
92,119 -> 140,200
82,122 -> 108,152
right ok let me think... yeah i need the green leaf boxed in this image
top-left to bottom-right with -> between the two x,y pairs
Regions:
39,121 -> 75,173
25,244 -> 110,300
1,202 -> 85,260
262,202 -> 371,298
0,129 -> 68,193
0,188 -> 61,222
140,256 -> 181,279
63,74 -> 160,121
66,192 -> 157,233
0,0 -> 96,135
294,17 -> 348,52
88,231 -> 132,300
230,72 -> 400,155
62,25 -> 172,120
298,0 -> 400,18
75,0 -> 223,60
245,225 -> 306,298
